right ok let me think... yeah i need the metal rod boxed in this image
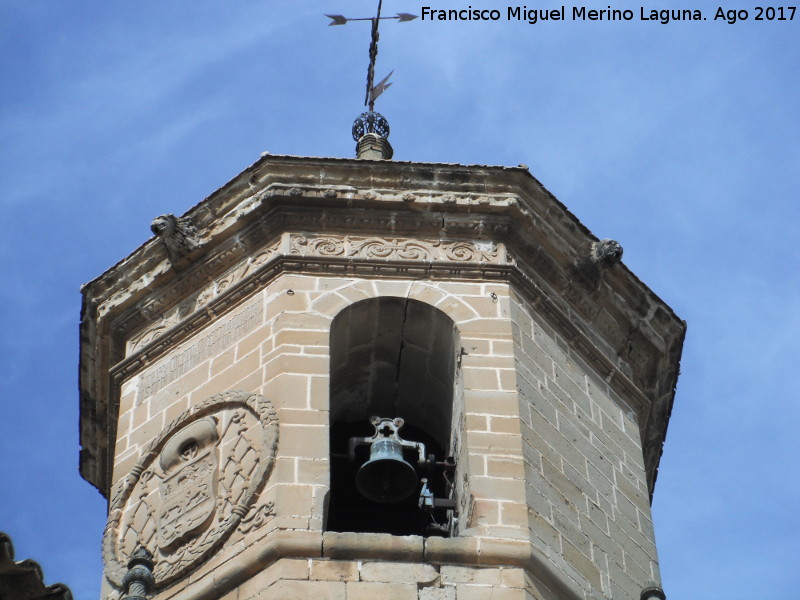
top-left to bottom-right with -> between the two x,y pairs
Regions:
365,0 -> 383,110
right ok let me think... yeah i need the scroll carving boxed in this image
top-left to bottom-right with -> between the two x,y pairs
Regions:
290,234 -> 500,264
103,391 -> 278,589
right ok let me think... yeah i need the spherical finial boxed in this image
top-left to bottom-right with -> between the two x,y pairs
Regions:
352,111 -> 390,141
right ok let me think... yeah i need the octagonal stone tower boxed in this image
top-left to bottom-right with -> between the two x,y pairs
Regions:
80,153 -> 684,600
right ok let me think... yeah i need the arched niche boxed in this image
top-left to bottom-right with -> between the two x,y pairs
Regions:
326,296 -> 460,536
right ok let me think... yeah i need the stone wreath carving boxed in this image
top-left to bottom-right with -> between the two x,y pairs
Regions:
103,390 -> 278,589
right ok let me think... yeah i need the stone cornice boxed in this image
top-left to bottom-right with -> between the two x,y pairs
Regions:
79,155 -> 684,499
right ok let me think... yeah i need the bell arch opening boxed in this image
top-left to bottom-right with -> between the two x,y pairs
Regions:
326,296 -> 460,537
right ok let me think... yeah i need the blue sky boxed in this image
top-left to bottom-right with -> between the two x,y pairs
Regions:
0,2 -> 797,598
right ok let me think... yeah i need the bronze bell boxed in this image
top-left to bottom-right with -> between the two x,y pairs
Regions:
356,437 -> 419,503
349,417 -> 428,504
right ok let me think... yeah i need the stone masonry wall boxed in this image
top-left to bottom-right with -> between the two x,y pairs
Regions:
218,559 -> 530,600
105,272 -> 659,600
509,289 -> 660,600
107,275 -> 542,600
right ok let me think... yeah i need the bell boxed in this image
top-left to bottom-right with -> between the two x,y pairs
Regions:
355,438 -> 419,503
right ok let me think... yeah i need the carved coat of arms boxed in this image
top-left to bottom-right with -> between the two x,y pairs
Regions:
103,390 -> 278,590
157,418 -> 219,550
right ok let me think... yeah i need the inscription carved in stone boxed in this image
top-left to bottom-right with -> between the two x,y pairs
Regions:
136,296 -> 263,397
103,391 -> 278,589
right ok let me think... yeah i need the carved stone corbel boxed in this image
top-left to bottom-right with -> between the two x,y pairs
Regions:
150,214 -> 201,270
590,238 -> 623,267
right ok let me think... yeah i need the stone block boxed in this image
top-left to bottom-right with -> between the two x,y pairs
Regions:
498,369 -> 517,391
129,412 -> 165,448
266,289 -> 312,320
560,460 -> 593,500
462,354 -> 516,370
279,424 -> 328,458
309,375 -> 329,410
236,327 -> 267,361
372,280 -> 414,297
528,509 -> 561,554
279,408 -> 328,426
463,368 -> 502,391
111,450 -> 140,484
608,559 -> 643,600
345,581 -> 417,600
419,587 -> 457,600
265,373 -> 311,409
272,311 -> 331,332
309,559 -> 358,582
467,432 -> 523,455
454,584 -> 527,600
615,466 -> 650,513
273,328 -> 328,348
491,338 -> 514,356
466,414 -> 489,432
236,558 -> 310,598
440,565 -> 497,585
489,416 -> 522,435
458,318 -> 513,338
470,499 -> 500,526
461,338 -> 491,355
424,536 -> 478,565
541,457 -> 586,511
257,580 -> 345,600
461,295 -> 502,319
265,353 -> 329,378
499,501 -> 529,528
322,532 -> 424,563
310,292 -> 349,316
360,561 -> 439,584
469,453 -> 487,477
211,347 -> 236,377
561,539 -> 601,591
465,391 -> 520,417
471,476 -> 526,502
295,457 -> 329,485
486,456 -> 525,479
274,484 -> 316,517
476,537 -> 531,566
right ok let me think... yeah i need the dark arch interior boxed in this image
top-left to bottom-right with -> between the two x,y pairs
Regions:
326,297 -> 458,536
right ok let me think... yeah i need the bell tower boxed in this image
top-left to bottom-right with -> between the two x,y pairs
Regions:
81,9 -> 682,597
80,142 -> 684,599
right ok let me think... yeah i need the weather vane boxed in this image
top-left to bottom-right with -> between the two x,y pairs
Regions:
326,1 -> 417,143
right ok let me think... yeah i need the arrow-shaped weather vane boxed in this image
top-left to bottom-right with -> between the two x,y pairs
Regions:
326,1 -> 417,111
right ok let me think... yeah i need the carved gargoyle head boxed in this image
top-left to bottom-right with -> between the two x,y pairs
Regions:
150,214 -> 178,238
149,214 -> 200,269
591,239 -> 624,267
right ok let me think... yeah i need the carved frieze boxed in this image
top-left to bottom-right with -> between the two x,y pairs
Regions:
289,234 -> 502,264
103,391 -> 278,589
127,243 -> 278,354
125,234 -> 503,356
